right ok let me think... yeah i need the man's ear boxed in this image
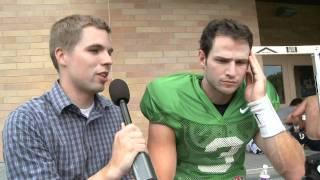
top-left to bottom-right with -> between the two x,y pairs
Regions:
55,48 -> 67,67
199,49 -> 206,68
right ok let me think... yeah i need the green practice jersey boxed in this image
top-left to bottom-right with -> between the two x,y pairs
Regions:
140,73 -> 280,179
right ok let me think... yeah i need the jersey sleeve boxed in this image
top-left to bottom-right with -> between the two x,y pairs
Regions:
266,80 -> 281,110
140,83 -> 163,123
140,80 -> 181,130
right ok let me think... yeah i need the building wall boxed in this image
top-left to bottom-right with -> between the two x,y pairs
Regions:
256,1 -> 320,105
256,1 -> 320,45
0,0 -> 260,160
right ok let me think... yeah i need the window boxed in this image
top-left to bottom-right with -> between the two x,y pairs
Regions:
294,66 -> 316,98
263,65 -> 285,103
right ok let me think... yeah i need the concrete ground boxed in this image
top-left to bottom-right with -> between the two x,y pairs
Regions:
0,150 -> 317,179
245,149 -> 319,180
245,151 -> 282,179
0,157 -> 278,179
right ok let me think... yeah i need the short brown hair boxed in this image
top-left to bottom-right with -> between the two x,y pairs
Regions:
200,19 -> 253,58
49,14 -> 111,72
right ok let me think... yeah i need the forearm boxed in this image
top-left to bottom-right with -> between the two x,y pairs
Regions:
256,132 -> 305,179
149,148 -> 176,180
148,123 -> 177,180
88,163 -> 123,180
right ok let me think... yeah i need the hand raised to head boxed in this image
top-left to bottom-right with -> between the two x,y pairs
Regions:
245,53 -> 267,102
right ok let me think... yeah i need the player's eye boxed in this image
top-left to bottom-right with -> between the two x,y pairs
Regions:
236,60 -> 248,65
215,58 -> 228,64
107,48 -> 113,56
88,49 -> 99,54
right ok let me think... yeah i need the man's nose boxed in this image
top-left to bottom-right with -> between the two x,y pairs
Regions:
101,50 -> 112,65
226,61 -> 236,77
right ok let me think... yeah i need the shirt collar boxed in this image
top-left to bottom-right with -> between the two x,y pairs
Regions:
94,93 -> 113,110
48,81 -> 73,114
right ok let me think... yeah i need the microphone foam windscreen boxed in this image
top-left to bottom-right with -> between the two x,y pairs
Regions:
109,79 -> 130,106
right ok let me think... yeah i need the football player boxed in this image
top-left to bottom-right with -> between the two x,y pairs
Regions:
140,19 -> 305,179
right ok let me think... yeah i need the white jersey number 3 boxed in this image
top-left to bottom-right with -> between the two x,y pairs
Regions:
198,136 -> 243,173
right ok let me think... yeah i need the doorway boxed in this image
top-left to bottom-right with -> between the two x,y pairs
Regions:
294,66 -> 316,98
262,54 -> 315,105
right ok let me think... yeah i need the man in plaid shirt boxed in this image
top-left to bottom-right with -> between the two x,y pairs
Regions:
3,14 -> 145,180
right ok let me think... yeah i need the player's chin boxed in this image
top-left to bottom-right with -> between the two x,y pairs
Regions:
220,87 -> 238,95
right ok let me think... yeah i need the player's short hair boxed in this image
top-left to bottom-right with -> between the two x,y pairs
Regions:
289,98 -> 303,106
199,19 -> 253,58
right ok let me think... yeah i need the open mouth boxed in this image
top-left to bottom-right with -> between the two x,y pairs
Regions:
98,72 -> 108,78
97,72 -> 109,82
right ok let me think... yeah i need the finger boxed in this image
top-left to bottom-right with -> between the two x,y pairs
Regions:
291,100 -> 307,118
285,114 -> 294,123
121,122 -> 125,129
122,124 -> 142,135
127,131 -> 144,140
121,124 -> 135,132
248,53 -> 265,78
124,123 -> 138,129
130,138 -> 146,146
133,143 -> 147,152
124,138 -> 146,153
286,113 -> 301,123
248,54 -> 256,75
247,58 -> 252,73
246,70 -> 253,85
248,53 -> 260,72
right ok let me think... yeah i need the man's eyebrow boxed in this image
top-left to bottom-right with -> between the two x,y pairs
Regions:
237,58 -> 249,61
86,44 -> 104,48
215,56 -> 248,61
214,56 -> 232,60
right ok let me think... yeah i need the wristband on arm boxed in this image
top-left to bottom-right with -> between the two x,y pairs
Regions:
248,95 -> 285,138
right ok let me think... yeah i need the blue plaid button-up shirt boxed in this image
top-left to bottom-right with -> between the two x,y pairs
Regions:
3,81 -> 134,179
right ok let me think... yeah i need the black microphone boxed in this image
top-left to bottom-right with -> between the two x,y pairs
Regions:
109,79 -> 157,180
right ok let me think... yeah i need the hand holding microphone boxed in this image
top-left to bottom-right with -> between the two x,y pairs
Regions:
107,123 -> 147,178
109,79 -> 157,180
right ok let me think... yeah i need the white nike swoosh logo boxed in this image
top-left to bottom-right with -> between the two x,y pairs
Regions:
240,107 -> 249,114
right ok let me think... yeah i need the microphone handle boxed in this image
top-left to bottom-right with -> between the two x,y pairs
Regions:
133,152 -> 157,180
119,100 -> 157,180
119,100 -> 132,125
